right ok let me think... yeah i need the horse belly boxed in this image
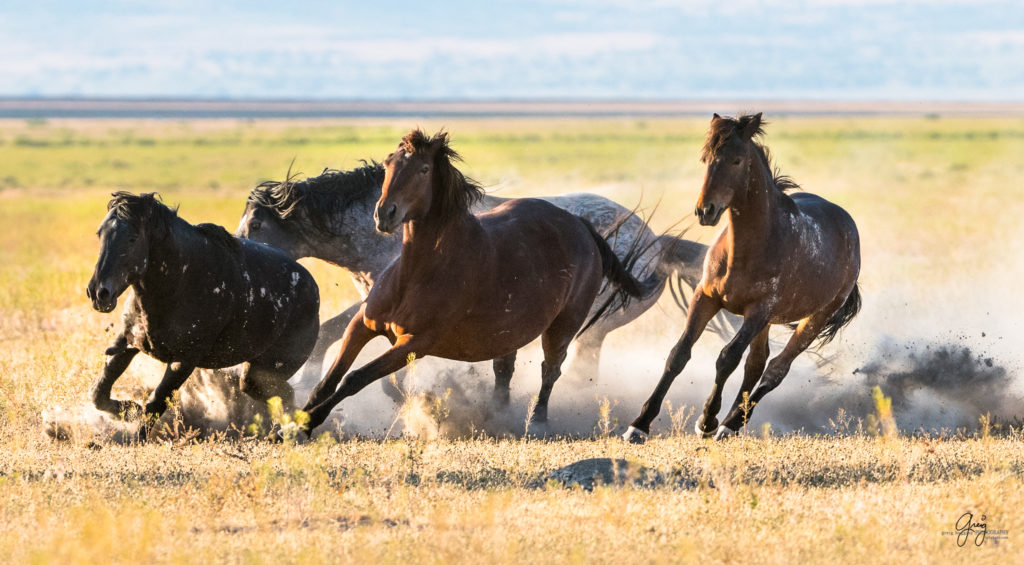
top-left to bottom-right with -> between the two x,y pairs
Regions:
430,310 -> 555,362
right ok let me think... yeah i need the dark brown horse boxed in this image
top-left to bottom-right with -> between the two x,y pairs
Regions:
302,130 -> 656,433
623,113 -> 861,442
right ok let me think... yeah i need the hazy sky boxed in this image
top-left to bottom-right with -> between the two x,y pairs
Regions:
1,1 -> 1022,100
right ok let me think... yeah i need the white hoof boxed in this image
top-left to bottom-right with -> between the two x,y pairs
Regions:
695,420 -> 716,438
713,425 -> 735,441
622,426 -> 648,444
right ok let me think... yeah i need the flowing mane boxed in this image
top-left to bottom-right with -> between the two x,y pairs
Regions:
107,191 -> 239,251
700,114 -> 800,192
390,129 -> 485,222
106,191 -> 179,233
248,162 -> 386,234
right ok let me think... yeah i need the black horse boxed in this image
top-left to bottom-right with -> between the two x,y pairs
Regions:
86,192 -> 320,430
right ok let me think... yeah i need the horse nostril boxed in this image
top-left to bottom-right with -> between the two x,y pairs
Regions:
387,204 -> 397,220
703,204 -> 715,218
97,287 -> 110,302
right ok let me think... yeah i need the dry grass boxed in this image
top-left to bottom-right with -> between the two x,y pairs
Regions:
0,433 -> 1021,563
1,116 -> 1023,563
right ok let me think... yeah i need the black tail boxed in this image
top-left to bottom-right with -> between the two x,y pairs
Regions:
577,217 -> 662,336
815,283 -> 861,347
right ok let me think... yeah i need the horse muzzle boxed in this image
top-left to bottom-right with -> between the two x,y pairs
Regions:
87,280 -> 119,313
374,203 -> 399,234
696,203 -> 726,227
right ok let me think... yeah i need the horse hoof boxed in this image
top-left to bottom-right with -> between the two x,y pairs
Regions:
526,420 -> 550,438
622,426 -> 648,444
274,425 -> 310,444
713,425 -> 735,441
695,419 -> 718,439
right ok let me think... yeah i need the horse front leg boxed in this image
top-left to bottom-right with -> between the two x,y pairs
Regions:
91,334 -> 140,419
304,336 -> 421,433
144,361 -> 196,418
305,307 -> 379,409
696,310 -> 770,438
623,292 -> 720,443
295,302 -> 361,389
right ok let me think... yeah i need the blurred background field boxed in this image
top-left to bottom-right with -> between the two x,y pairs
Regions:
1,115 -> 1023,562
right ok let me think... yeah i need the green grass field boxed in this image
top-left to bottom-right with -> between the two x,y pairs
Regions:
1,116 -> 1022,563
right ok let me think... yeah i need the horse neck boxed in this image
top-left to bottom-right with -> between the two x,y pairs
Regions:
313,196 -> 399,289
399,208 -> 477,275
135,217 -> 194,297
726,151 -> 789,254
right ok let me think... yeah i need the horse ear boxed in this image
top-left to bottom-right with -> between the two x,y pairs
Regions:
712,113 -> 721,121
741,112 -> 763,138
428,131 -> 449,155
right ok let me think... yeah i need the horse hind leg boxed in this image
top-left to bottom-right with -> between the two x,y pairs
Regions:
240,362 -> 297,413
719,309 -> 834,435
696,311 -> 770,437
562,330 -> 603,387
492,351 -> 517,407
528,318 -> 579,430
716,326 -> 770,437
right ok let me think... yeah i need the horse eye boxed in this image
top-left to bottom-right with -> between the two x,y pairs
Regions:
420,164 -> 429,174
733,158 -> 742,165
250,220 -> 262,231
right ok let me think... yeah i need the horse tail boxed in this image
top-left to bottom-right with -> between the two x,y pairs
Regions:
654,234 -> 704,311
577,217 -> 661,336
655,234 -> 741,339
815,283 -> 862,347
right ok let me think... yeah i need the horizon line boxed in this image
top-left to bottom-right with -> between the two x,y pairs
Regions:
1,97 -> 1022,119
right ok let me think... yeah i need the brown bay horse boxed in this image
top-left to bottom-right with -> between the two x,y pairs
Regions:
302,130 -> 656,433
623,113 -> 861,442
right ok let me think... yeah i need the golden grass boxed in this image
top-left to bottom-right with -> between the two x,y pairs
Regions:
1,116 -> 1023,563
0,433 -> 1020,563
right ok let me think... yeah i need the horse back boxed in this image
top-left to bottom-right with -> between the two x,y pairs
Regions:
367,198 -> 604,360
131,230 -> 318,368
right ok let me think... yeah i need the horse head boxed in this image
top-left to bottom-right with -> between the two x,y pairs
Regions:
695,112 -> 764,226
87,192 -> 165,312
377,129 -> 482,234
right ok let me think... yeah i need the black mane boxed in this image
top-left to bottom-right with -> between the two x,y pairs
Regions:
107,191 -> 239,251
700,114 -> 800,192
106,191 -> 179,233
195,223 -> 241,252
248,162 -> 386,234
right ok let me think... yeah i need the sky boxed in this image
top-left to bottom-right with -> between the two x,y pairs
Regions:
1,0 -> 1022,101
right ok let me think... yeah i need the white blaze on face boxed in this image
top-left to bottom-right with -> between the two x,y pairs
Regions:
236,210 -> 252,234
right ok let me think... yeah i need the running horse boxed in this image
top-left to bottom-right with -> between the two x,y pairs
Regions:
623,113 -> 861,442
86,192 -> 320,434
236,163 -> 730,394
302,130 -> 657,433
